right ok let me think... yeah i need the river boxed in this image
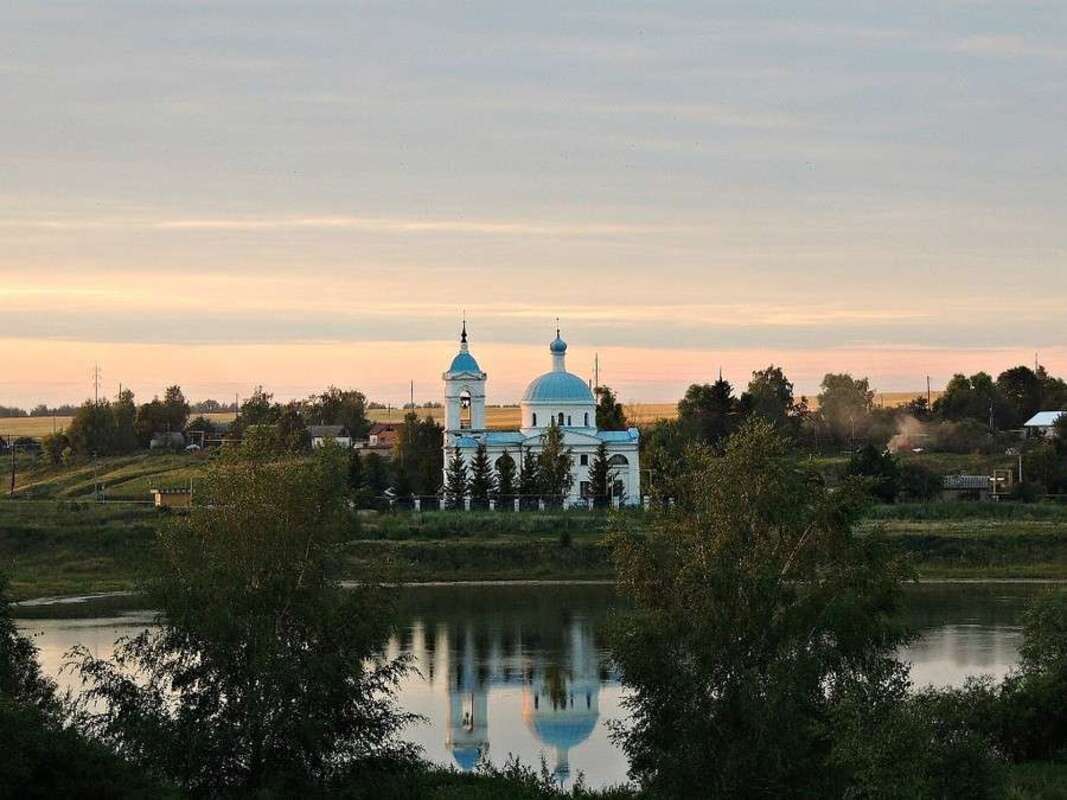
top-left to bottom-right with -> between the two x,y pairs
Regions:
16,581 -> 1048,789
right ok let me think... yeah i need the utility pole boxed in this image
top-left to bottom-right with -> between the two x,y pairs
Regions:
410,380 -> 414,409
926,376 -> 931,408
9,440 -> 15,495
92,364 -> 102,404
594,353 -> 599,391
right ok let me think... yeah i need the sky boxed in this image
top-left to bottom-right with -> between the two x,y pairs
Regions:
2,1 -> 1065,407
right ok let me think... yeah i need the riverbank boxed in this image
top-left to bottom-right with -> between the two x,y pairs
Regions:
2,501 -> 1066,601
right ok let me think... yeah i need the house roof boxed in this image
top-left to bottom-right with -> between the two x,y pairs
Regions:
369,422 -> 399,434
943,475 -> 991,490
1024,411 -> 1065,428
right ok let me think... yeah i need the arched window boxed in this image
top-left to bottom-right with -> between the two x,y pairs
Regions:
566,415 -> 571,426
459,389 -> 472,429
608,454 -> 629,467
557,412 -> 564,426
584,412 -> 589,427
532,412 -> 537,426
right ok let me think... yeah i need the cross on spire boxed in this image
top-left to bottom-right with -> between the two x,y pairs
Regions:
460,313 -> 467,344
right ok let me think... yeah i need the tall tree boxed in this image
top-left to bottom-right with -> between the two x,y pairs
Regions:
276,403 -> 310,453
362,452 -> 391,499
162,385 -> 190,432
518,446 -> 541,509
467,443 -> 496,509
934,372 -> 1009,430
741,365 -> 796,431
443,447 -> 468,510
817,373 -> 875,445
495,450 -> 517,506
997,366 -> 1043,428
67,400 -> 118,456
588,441 -> 613,508
71,443 -> 414,794
113,387 -> 139,453
677,374 -> 737,446
238,386 -> 278,428
537,422 -> 573,506
595,385 -> 628,430
609,420 -> 913,798
304,387 -> 371,439
393,412 -> 444,496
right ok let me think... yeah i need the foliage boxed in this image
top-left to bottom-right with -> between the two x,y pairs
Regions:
394,413 -> 445,495
238,385 -> 278,428
135,386 -> 190,446
595,385 -> 628,431
304,386 -> 371,439
638,418 -> 687,499
443,447 -> 469,509
537,423 -> 573,505
468,443 -> 496,508
934,372 -> 1008,430
275,401 -> 311,453
588,442 -> 613,508
677,374 -> 737,446
740,365 -> 797,433
66,400 -> 119,456
817,373 -> 875,445
609,419 -> 913,799
70,442 -> 415,794
846,444 -> 901,503
495,449 -> 517,503
40,431 -> 71,465
518,446 -> 542,509
363,452 -> 392,499
897,461 -> 944,501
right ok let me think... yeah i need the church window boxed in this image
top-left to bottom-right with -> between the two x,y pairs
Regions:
580,454 -> 588,466
584,412 -> 589,426
557,412 -> 564,425
566,415 -> 571,426
608,454 -> 629,466
532,413 -> 537,426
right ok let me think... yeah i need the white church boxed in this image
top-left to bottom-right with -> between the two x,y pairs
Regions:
442,322 -> 641,506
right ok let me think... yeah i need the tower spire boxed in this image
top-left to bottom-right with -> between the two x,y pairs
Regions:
460,313 -> 467,345
555,317 -> 560,338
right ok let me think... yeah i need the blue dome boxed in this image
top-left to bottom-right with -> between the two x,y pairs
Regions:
448,351 -> 481,374
528,716 -> 598,751
522,371 -> 594,404
549,335 -> 567,354
451,745 -> 483,772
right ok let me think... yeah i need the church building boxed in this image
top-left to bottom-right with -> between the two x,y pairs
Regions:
442,323 -> 641,506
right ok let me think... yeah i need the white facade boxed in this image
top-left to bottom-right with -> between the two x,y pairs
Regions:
442,323 -> 641,506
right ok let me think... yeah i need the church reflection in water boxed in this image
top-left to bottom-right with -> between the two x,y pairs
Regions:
392,584 -> 619,779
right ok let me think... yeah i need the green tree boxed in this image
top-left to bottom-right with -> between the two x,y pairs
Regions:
40,432 -> 71,465
640,418 -> 687,501
113,387 -> 139,453
495,450 -> 517,507
443,447 -> 468,510
846,444 -> 901,503
394,413 -> 445,496
161,385 -> 190,432
741,365 -> 796,432
238,385 -> 278,428
468,443 -> 496,509
276,402 -> 311,453
609,419 -> 911,799
71,443 -> 413,794
537,423 -> 573,506
305,386 -> 371,439
595,385 -> 628,430
588,441 -> 613,508
677,374 -> 737,446
934,372 -> 1008,430
363,452 -> 391,500
997,366 -> 1043,429
518,446 -> 541,509
817,373 -> 875,446
67,400 -> 118,456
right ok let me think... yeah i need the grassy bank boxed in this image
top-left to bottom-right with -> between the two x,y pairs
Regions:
2,501 -> 1066,601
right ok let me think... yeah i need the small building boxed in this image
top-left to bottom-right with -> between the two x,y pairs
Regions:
151,487 -> 192,509
942,475 -> 992,502
1024,411 -> 1065,438
368,422 -> 400,448
308,425 -> 352,449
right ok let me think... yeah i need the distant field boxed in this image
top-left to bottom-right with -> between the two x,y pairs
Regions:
0,393 -> 942,439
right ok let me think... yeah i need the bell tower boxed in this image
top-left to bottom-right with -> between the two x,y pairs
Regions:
442,320 -> 487,441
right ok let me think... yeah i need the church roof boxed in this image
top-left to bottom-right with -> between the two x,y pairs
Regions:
597,428 -> 640,443
448,351 -> 482,374
522,371 -> 594,404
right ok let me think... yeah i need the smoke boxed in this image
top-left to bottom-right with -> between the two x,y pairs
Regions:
887,415 -> 927,454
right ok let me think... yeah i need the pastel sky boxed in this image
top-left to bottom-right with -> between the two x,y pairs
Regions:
2,1 -> 1065,407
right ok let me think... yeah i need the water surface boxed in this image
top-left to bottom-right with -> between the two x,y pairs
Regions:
18,582 -> 1045,789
